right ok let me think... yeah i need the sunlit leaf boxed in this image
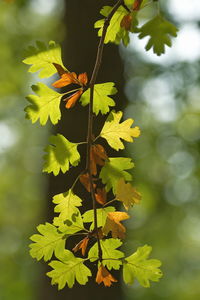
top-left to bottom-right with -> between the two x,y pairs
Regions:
80,82 -> 117,115
53,189 -> 82,222
23,40 -> 67,78
88,238 -> 124,270
25,83 -> 62,125
100,110 -> 140,150
43,134 -> 80,176
123,245 -> 163,287
103,212 -> 130,239
47,250 -> 92,289
96,264 -> 117,287
29,223 -> 65,262
100,157 -> 134,193
116,178 -> 141,210
82,206 -> 115,230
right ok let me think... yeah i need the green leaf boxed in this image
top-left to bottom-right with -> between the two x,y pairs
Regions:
100,110 -> 140,150
23,40 -> 67,78
53,210 -> 85,234
29,223 -> 65,262
25,83 -> 62,125
53,189 -> 82,222
43,134 -> 80,176
95,6 -> 127,44
138,15 -> 178,56
82,206 -> 115,230
47,250 -> 92,289
80,82 -> 117,115
88,238 -> 124,270
100,157 -> 134,193
123,245 -> 163,287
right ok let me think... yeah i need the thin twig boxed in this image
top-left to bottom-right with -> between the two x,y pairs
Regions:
86,0 -> 124,262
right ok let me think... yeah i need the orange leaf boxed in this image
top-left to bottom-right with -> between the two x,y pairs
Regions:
95,188 -> 107,205
80,173 -> 96,192
96,264 -> 117,287
78,72 -> 88,86
133,0 -> 143,11
72,237 -> 89,256
103,211 -> 130,239
90,144 -> 108,175
65,89 -> 83,109
52,72 -> 78,88
120,14 -> 133,30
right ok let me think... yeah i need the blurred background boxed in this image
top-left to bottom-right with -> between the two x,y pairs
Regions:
0,0 -> 200,299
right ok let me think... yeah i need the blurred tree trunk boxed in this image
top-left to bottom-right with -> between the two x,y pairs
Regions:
40,1 -> 126,299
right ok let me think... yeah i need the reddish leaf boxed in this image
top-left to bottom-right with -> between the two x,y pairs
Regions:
64,89 -> 83,109
78,72 -> 88,86
90,144 -> 108,175
95,188 -> 107,205
80,173 -> 96,192
96,264 -> 117,287
133,0 -> 143,11
52,72 -> 78,88
72,237 -> 89,256
120,14 -> 133,31
103,212 -> 130,239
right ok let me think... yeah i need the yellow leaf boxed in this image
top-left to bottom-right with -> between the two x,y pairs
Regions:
103,212 -> 130,239
116,178 -> 141,210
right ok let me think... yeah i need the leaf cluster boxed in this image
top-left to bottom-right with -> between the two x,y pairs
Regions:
23,0 -> 173,291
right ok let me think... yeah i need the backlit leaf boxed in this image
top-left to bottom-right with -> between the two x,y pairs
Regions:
116,178 -> 141,210
96,264 -> 117,287
80,82 -> 117,115
43,134 -> 80,176
47,250 -> 92,289
138,15 -> 178,56
23,40 -> 67,78
88,238 -> 124,270
100,157 -> 134,193
82,206 -> 115,230
25,83 -> 62,125
100,110 -> 140,150
123,245 -> 163,287
95,6 -> 127,44
53,209 -> 85,234
103,212 -> 130,239
29,223 -> 65,262
53,189 -> 82,222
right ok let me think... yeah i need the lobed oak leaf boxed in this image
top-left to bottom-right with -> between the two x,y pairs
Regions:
96,264 -> 117,287
138,15 -> 178,56
80,82 -> 117,115
100,110 -> 140,151
100,157 -> 134,193
72,237 -> 89,256
95,188 -> 107,205
103,211 -> 130,239
23,41 -> 67,78
88,238 -> 124,270
116,178 -> 141,210
123,245 -> 163,287
43,134 -> 80,176
82,206 -> 115,230
25,83 -> 62,126
47,250 -> 91,289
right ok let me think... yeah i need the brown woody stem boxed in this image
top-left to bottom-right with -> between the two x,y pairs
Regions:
86,0 -> 124,262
